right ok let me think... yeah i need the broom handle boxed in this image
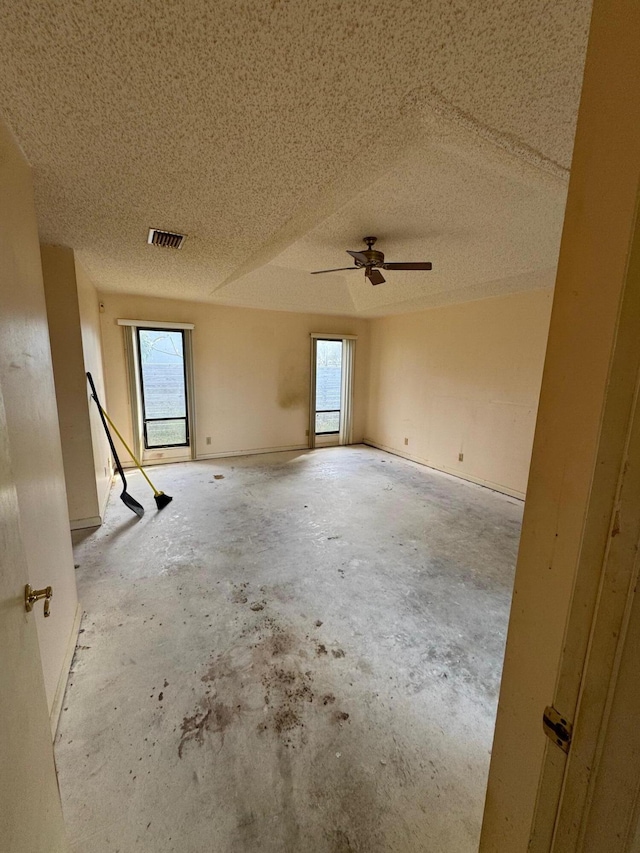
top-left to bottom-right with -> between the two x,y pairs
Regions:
99,405 -> 160,496
86,372 -> 128,490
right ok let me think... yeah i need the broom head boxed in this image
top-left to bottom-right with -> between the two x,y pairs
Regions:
154,491 -> 173,510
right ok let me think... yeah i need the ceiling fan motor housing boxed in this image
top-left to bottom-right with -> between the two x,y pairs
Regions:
356,249 -> 384,267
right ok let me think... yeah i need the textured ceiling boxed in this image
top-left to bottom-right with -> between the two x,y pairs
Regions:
0,0 -> 592,316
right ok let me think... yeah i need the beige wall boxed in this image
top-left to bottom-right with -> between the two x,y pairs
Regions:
100,290 -> 548,497
42,247 -> 111,527
364,289 -> 553,498
99,294 -> 369,464
0,120 -> 78,713
75,259 -> 111,518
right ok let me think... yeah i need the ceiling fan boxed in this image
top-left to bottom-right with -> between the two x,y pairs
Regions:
310,236 -> 433,285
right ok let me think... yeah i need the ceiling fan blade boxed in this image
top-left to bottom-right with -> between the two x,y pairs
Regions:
346,250 -> 370,265
310,266 -> 359,275
365,267 -> 385,286
382,262 -> 433,271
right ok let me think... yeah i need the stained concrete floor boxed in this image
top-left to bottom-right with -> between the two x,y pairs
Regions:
57,445 -> 522,853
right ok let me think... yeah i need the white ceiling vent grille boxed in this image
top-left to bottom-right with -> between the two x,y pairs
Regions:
147,228 -> 186,249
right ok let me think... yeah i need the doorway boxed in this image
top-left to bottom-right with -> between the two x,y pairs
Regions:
137,327 -> 189,451
309,334 -> 356,448
314,338 -> 343,447
119,319 -> 196,464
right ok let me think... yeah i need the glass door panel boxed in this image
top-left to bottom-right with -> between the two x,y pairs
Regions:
137,328 -> 189,448
315,339 -> 342,435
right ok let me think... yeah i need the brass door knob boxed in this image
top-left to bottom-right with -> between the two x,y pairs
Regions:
25,584 -> 53,617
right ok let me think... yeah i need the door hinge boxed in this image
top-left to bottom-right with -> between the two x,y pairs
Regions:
543,705 -> 573,754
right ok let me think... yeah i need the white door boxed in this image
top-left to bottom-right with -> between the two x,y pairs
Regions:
0,383 -> 68,852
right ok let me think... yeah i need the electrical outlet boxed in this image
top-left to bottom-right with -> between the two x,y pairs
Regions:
404,437 -> 409,446
206,436 -> 211,445
305,429 -> 309,436
458,452 -> 464,462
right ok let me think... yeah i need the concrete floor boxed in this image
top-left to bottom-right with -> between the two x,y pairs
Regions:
57,445 -> 522,852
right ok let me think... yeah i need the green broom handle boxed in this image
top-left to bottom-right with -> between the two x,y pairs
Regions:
99,405 -> 161,496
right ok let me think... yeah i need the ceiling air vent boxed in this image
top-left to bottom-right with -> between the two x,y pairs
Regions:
147,228 -> 186,249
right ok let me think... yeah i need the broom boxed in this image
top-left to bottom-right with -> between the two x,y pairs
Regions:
86,373 -> 173,510
86,372 -> 144,518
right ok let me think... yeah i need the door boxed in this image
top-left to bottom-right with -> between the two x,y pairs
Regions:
136,327 -> 190,461
309,335 -> 356,449
0,384 -> 68,852
119,320 -> 195,464
313,338 -> 343,447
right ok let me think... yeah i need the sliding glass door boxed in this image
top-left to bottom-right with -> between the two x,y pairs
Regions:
137,328 -> 189,449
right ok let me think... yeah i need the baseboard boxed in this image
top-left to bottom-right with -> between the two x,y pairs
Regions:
98,475 -> 112,520
122,455 -> 191,468
196,444 -> 310,461
117,445 -> 310,467
69,477 -> 111,530
362,439 -> 525,500
70,515 -> 102,530
50,603 -> 82,739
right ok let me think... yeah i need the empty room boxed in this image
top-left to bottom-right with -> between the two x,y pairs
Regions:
3,2 -> 640,852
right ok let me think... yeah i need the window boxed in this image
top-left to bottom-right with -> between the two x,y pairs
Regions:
136,328 -> 189,448
315,339 -> 343,435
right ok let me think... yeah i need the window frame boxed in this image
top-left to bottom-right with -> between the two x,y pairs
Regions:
313,337 -> 343,436
136,326 -> 190,450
